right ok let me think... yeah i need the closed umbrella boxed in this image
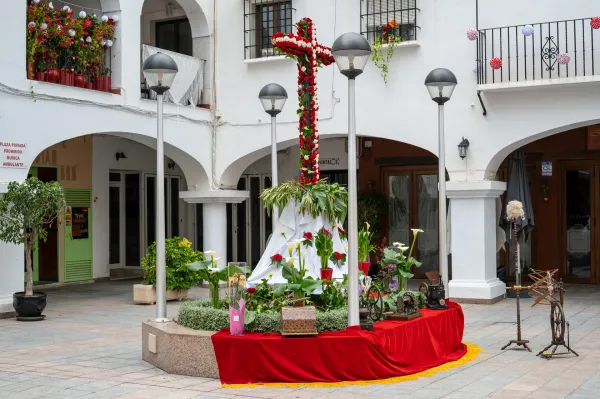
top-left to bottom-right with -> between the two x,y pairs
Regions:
500,149 -> 535,284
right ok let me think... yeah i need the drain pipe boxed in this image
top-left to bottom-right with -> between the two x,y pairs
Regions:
210,0 -> 218,190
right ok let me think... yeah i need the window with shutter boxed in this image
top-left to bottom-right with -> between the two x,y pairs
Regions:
244,0 -> 295,60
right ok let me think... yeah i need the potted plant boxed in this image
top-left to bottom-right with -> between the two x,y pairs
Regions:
315,227 -> 334,281
358,223 -> 375,275
0,178 -> 65,321
380,229 -> 424,292
185,253 -> 249,308
136,237 -> 204,304
274,240 -> 322,307
371,19 -> 402,83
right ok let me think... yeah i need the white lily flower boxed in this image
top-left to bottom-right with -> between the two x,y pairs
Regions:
411,228 -> 424,236
204,250 -> 215,259
207,267 -> 220,273
285,257 -> 295,265
287,242 -> 296,256
393,242 -> 404,248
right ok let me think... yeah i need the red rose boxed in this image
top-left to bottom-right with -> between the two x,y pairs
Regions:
303,232 -> 313,240
335,252 -> 343,260
271,254 -> 282,262
246,288 -> 256,294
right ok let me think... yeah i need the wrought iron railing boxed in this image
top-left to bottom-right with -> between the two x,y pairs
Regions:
477,18 -> 600,85
360,0 -> 420,43
243,0 -> 295,60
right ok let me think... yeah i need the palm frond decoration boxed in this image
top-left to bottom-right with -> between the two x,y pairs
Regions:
261,179 -> 348,224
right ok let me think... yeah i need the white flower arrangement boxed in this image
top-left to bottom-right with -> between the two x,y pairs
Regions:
48,2 -> 54,9
40,23 -> 48,30
101,15 -> 109,22
506,200 -> 525,221
106,40 -> 113,47
28,22 -> 36,28
68,29 -> 75,37
86,36 -> 92,43
33,0 -> 40,4
62,6 -> 71,12
79,11 -> 87,19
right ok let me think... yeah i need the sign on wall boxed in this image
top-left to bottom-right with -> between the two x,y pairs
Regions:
0,142 -> 28,169
541,161 -> 552,177
71,207 -> 89,239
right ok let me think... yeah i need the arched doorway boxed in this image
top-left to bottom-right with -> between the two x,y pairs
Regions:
490,123 -> 600,285
223,136 -> 444,278
23,132 -> 205,285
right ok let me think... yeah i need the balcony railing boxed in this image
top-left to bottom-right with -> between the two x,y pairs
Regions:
140,45 -> 205,107
477,18 -> 600,85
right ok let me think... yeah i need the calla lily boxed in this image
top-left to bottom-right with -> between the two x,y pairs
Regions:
411,228 -> 424,236
285,257 -> 295,265
207,267 -> 220,273
393,242 -> 404,248
204,250 -> 215,259
343,245 -> 348,252
287,242 -> 296,257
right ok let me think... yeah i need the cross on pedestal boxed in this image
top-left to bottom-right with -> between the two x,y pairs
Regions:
273,18 -> 335,185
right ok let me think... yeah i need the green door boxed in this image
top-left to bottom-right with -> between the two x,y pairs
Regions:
64,189 -> 93,282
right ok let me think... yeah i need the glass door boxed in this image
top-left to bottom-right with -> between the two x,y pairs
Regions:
562,163 -> 594,283
384,166 -> 439,279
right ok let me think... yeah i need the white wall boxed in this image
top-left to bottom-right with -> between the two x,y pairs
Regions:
92,135 -> 193,278
212,0 -> 600,185
0,239 -> 24,314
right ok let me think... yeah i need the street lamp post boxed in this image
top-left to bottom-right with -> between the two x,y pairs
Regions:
332,32 -> 371,327
424,68 -> 457,296
142,52 -> 178,322
258,83 -> 288,232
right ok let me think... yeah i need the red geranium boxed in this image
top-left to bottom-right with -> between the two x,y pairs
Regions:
334,252 -> 343,260
271,254 -> 282,261
246,287 -> 256,294
303,232 -> 313,240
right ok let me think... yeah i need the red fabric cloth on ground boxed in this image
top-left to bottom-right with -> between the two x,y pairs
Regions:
211,301 -> 467,384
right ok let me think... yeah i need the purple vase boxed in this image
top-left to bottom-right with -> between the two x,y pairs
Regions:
229,298 -> 246,336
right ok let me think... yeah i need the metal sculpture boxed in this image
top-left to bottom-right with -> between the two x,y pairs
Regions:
421,271 -> 448,310
359,284 -> 384,330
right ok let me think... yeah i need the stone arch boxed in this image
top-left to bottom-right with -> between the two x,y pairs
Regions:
140,0 -> 210,38
485,118 -> 600,177
23,131 -> 209,191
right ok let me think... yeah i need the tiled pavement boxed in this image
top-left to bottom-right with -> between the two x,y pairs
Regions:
0,281 -> 599,398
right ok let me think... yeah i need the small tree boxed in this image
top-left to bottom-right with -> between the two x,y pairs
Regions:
0,178 -> 65,296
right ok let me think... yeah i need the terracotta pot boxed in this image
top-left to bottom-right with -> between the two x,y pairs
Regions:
47,68 -> 60,84
27,62 -> 34,79
293,299 -> 304,308
320,268 -> 333,284
95,77 -> 104,91
359,262 -> 371,275
60,70 -> 74,86
103,76 -> 111,92
74,74 -> 86,88
35,71 -> 47,82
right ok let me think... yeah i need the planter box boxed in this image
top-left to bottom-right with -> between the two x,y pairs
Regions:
133,284 -> 189,305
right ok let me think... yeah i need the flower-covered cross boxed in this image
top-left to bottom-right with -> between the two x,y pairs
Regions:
272,18 -> 335,185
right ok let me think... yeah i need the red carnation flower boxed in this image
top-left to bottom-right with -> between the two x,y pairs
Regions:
303,232 -> 313,240
271,254 -> 282,262
246,287 -> 256,294
334,252 -> 343,260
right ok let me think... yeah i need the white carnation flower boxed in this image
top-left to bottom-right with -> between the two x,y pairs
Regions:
86,36 -> 92,43
68,29 -> 75,37
40,23 -> 48,30
102,15 -> 109,22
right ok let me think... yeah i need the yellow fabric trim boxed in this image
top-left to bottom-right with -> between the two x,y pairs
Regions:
222,342 -> 482,389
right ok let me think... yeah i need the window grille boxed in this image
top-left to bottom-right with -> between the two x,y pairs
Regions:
244,0 -> 295,60
360,0 -> 420,43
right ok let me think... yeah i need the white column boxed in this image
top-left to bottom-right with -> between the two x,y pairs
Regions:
0,241 -> 24,316
202,202 -> 228,268
116,0 -> 145,99
447,181 -> 507,304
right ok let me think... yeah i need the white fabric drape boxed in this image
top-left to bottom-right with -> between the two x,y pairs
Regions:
141,45 -> 205,106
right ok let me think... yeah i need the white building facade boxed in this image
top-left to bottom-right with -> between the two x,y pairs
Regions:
2,0 -> 600,315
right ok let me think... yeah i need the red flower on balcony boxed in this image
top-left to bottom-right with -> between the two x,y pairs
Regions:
591,17 -> 600,30
489,57 -> 502,70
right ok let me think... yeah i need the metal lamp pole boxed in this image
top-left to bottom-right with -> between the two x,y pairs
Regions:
424,68 -> 457,296
259,83 -> 288,233
332,32 -> 371,327
347,77 -> 359,326
142,52 -> 178,322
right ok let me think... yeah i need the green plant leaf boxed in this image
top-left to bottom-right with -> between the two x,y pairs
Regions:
273,283 -> 288,297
